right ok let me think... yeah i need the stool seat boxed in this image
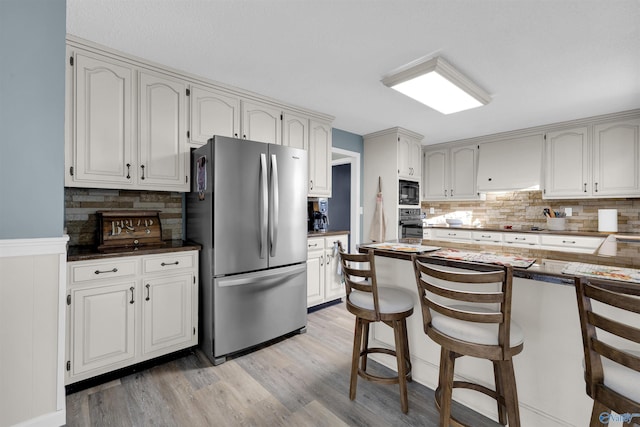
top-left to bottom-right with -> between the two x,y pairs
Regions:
340,246 -> 414,414
413,255 -> 523,427
432,305 -> 524,348
349,287 -> 414,314
602,351 -> 640,402
575,277 -> 640,427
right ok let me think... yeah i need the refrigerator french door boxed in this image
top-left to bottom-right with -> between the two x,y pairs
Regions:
186,136 -> 308,365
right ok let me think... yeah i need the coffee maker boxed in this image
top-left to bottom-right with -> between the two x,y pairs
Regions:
308,198 -> 329,232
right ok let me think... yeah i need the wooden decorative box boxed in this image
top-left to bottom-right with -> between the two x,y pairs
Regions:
97,210 -> 163,250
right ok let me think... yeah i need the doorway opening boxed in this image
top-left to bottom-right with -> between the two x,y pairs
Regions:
331,148 -> 360,252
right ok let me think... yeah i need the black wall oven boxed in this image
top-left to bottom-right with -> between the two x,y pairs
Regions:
398,208 -> 423,239
399,180 -> 420,205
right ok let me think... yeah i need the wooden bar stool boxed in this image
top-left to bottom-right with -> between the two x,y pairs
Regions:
412,255 -> 524,427
574,277 -> 640,426
339,246 -> 414,413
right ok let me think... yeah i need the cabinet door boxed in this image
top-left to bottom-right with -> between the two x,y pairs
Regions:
139,71 -> 189,190
142,274 -> 194,355
324,235 -> 348,301
409,139 -> 422,179
450,145 -> 478,199
282,111 -> 309,150
241,100 -> 282,144
308,120 -> 332,196
593,118 -> 640,197
190,85 -> 240,145
543,127 -> 590,198
397,136 -> 412,178
306,249 -> 325,307
70,281 -> 136,376
423,149 -> 449,200
71,52 -> 134,186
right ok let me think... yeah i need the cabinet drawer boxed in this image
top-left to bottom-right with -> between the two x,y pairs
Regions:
307,237 -> 325,251
143,252 -> 196,274
69,258 -> 138,283
472,231 -> 503,243
503,233 -> 540,246
433,229 -> 472,241
325,235 -> 348,251
540,235 -> 603,252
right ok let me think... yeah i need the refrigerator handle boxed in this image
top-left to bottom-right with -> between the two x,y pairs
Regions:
270,153 -> 279,257
260,153 -> 268,259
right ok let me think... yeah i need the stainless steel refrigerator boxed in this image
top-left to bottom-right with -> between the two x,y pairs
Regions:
186,135 -> 308,365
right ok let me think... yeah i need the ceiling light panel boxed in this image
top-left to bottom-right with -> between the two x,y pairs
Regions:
382,56 -> 491,114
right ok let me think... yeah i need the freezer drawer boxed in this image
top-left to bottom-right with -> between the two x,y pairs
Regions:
210,263 -> 307,362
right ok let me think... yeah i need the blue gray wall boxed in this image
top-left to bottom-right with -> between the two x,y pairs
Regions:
0,0 -> 66,239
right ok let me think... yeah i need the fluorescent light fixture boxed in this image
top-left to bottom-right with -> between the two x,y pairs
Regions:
382,56 -> 491,114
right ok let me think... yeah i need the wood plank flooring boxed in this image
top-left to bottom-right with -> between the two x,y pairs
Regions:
66,302 -> 501,426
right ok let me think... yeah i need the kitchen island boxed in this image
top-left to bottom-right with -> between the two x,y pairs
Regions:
358,239 -> 640,427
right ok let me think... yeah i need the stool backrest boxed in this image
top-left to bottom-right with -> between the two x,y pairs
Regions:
339,245 -> 381,319
412,255 -> 515,359
575,277 -> 640,412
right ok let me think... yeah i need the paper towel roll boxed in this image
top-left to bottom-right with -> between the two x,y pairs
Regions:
598,209 -> 618,232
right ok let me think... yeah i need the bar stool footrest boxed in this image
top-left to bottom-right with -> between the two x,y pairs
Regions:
358,347 -> 412,385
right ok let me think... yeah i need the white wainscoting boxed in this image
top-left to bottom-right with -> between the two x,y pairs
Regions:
0,236 -> 68,427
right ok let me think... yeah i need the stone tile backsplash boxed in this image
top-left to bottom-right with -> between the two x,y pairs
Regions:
421,191 -> 640,233
65,188 -> 183,246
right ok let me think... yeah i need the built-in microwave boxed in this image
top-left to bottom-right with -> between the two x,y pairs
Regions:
398,179 -> 420,205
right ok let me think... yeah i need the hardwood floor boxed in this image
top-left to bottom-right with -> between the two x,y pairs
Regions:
66,303 -> 501,426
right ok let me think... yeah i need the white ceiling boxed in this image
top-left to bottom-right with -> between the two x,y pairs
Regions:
67,0 -> 640,145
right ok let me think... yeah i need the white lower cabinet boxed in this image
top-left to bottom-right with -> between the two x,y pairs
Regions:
66,250 -> 198,384
306,234 -> 348,308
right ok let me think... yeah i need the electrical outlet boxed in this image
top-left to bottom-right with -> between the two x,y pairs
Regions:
429,207 -> 435,214
565,208 -> 572,217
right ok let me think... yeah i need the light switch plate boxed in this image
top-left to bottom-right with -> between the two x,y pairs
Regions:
429,207 -> 435,214
565,208 -> 572,217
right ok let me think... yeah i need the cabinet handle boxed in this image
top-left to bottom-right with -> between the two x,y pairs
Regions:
310,180 -> 314,190
320,255 -> 324,266
584,183 -> 587,193
126,163 -> 131,179
450,189 -> 454,197
234,133 -> 238,137
594,182 -> 598,192
140,165 -> 145,180
160,261 -> 179,267
444,189 -> 448,197
94,268 -> 118,275
514,237 -> 526,241
145,284 -> 150,301
129,287 -> 135,304
448,233 -> 457,236
481,235 -> 491,238
308,243 -> 318,248
243,134 -> 247,139
562,240 -> 576,244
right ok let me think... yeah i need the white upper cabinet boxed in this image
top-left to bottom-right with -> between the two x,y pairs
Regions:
189,85 -> 240,145
423,144 -> 478,200
592,118 -> 640,196
543,127 -> 590,198
543,117 -> 640,198
308,120 -> 332,197
241,100 -> 282,144
282,111 -> 309,150
66,36 -> 333,193
398,136 -> 421,180
138,71 -> 189,191
477,134 -> 543,192
68,51 -> 134,187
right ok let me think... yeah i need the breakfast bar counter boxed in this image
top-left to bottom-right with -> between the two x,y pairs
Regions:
357,240 -> 639,427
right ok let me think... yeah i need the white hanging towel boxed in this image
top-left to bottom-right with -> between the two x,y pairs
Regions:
369,177 -> 386,242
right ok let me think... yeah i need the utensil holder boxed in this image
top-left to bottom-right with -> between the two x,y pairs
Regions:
547,217 -> 566,231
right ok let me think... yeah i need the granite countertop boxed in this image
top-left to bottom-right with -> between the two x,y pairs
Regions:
308,230 -> 350,238
68,240 -> 201,262
358,239 -> 640,286
424,224 -> 614,237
